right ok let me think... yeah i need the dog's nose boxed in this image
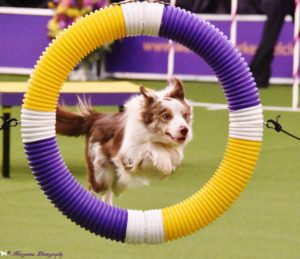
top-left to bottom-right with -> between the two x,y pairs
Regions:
180,126 -> 189,136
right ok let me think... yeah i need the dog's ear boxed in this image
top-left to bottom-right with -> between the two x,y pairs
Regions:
140,86 -> 156,105
140,86 -> 150,98
167,78 -> 185,101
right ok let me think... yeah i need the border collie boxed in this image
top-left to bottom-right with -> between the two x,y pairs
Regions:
56,79 -> 193,204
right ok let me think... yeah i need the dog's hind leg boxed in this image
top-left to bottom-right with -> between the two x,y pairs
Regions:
88,142 -> 115,203
93,166 -> 114,204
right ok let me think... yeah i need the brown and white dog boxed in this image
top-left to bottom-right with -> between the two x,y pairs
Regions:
56,79 -> 193,204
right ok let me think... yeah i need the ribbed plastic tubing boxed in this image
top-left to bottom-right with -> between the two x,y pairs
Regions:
21,2 -> 263,244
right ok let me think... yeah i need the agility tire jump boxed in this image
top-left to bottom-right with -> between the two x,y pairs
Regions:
21,2 -> 263,244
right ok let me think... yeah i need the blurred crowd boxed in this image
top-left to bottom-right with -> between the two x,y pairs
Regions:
0,0 -> 296,85
0,0 -> 285,14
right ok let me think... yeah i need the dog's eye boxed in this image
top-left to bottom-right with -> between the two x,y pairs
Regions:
162,113 -> 172,121
183,113 -> 190,120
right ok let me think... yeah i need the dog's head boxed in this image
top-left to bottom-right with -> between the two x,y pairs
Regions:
140,78 -> 193,146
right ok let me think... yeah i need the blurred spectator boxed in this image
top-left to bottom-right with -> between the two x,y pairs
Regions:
160,0 -> 261,14
249,0 -> 295,88
111,0 -> 231,13
48,0 -> 109,80
176,0 -> 231,14
48,0 -> 109,38
168,0 -> 295,88
237,0 -> 263,14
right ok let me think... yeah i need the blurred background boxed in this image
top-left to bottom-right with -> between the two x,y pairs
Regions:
0,0 -> 297,87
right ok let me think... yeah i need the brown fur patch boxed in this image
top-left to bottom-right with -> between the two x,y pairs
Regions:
89,112 -> 125,159
56,106 -> 99,136
56,105 -> 125,194
166,78 -> 192,123
141,101 -> 163,125
167,78 -> 185,101
141,100 -> 174,136
87,112 -> 125,193
182,102 -> 192,124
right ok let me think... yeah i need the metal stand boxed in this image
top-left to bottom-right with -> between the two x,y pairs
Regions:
2,106 -> 11,178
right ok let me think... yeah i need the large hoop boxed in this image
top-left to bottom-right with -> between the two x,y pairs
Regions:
21,2 -> 263,244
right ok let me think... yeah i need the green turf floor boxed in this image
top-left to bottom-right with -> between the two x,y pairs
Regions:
1,76 -> 300,259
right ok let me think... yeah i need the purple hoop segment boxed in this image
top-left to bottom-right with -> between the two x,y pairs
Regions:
25,137 -> 128,241
21,3 -> 263,244
159,6 -> 259,111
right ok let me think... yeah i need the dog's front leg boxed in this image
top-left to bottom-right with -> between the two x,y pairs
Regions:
112,156 -> 134,196
170,148 -> 184,171
113,166 -> 132,196
148,146 -> 173,175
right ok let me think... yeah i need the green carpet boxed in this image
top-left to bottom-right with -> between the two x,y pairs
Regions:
1,76 -> 300,259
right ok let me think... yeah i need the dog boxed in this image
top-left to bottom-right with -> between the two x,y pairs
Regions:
56,78 -> 193,204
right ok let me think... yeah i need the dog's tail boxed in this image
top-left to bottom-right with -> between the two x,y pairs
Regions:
56,98 -> 97,137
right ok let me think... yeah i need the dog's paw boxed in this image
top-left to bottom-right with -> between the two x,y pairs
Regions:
121,157 -> 134,171
151,155 -> 173,175
113,169 -> 132,195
